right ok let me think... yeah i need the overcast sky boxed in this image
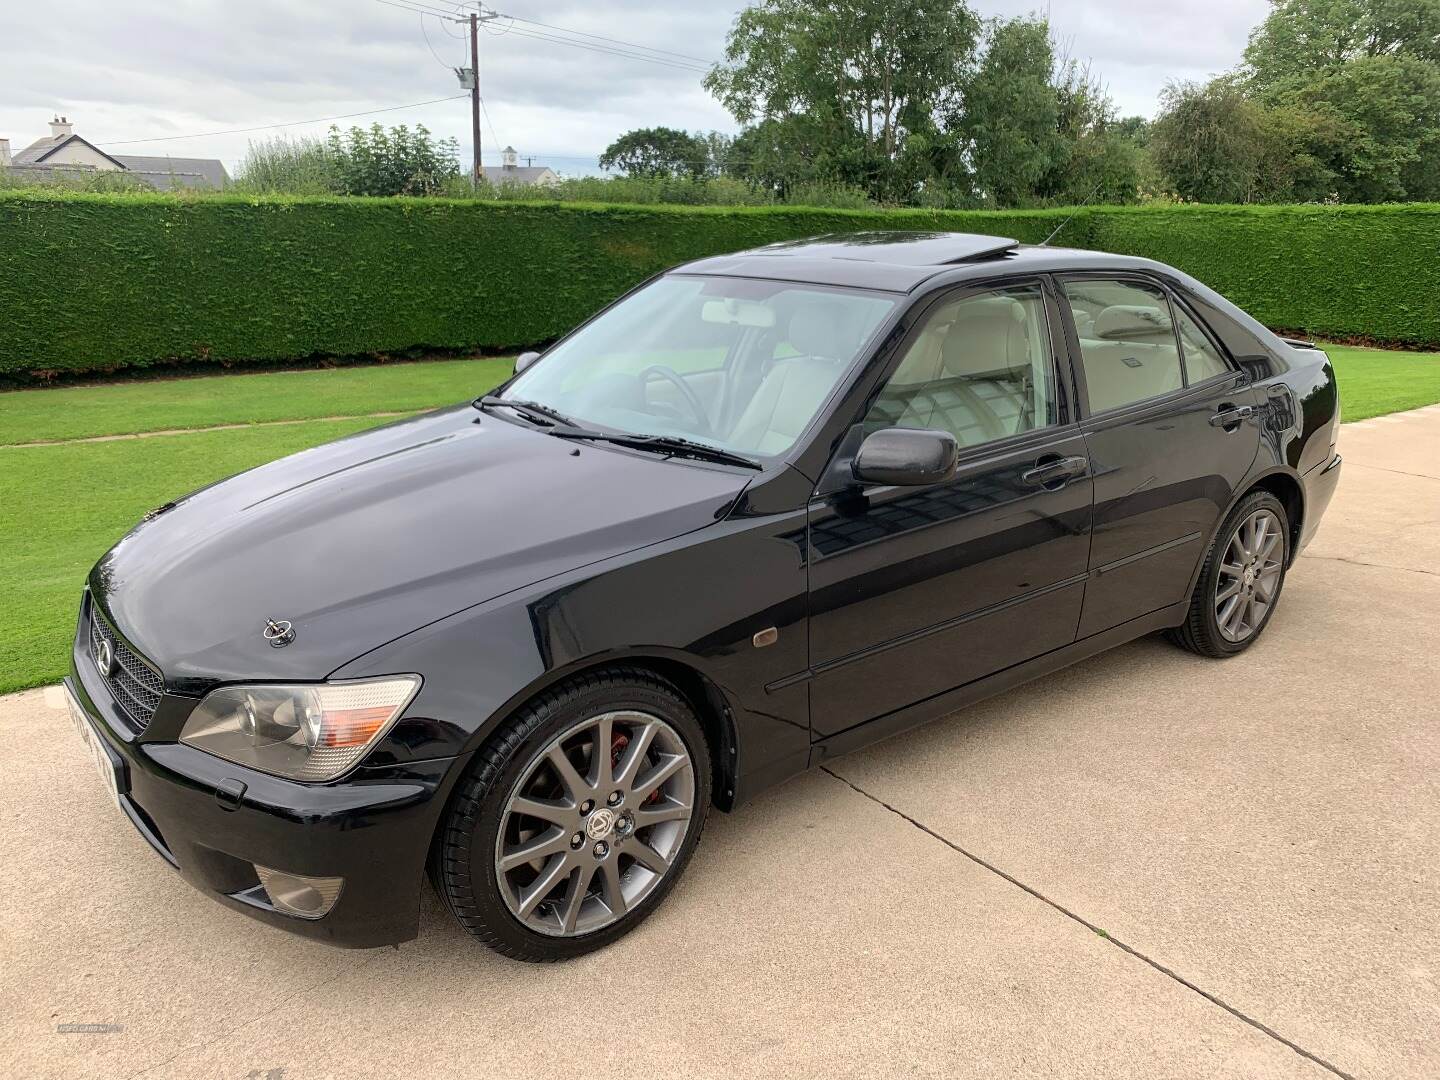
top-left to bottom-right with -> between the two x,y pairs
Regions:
0,0 -> 1271,175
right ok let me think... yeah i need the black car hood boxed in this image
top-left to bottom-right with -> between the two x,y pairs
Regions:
91,406 -> 750,687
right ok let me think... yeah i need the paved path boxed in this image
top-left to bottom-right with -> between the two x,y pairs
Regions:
2,407 -> 1436,1079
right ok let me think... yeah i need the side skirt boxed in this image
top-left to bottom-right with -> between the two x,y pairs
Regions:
809,600 -> 1189,765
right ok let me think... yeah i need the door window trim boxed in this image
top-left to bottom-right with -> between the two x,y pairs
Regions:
1168,290 -> 1241,389
816,274 -> 1076,494
1052,270 -> 1247,422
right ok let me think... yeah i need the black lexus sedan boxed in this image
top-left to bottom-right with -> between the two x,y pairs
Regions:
65,232 -> 1342,960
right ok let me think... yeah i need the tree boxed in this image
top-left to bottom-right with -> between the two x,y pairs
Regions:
705,0 -> 981,200
1034,56 -> 1142,205
324,123 -> 459,196
1150,79 -> 1278,202
1244,0 -> 1440,91
599,127 -> 711,179
961,18 -> 1061,206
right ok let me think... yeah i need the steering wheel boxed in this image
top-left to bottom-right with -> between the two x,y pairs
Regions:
638,365 -> 712,436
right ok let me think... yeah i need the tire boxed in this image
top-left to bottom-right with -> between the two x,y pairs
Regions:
433,667 -> 712,961
1168,490 -> 1290,658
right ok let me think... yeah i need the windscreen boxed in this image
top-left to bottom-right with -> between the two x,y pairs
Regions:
503,275 -> 897,458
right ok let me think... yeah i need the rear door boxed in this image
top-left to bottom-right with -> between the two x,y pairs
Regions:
1057,274 -> 1261,637
806,278 -> 1093,739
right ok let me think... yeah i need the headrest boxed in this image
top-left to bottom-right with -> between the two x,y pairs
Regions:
941,297 -> 1027,376
1094,304 -> 1173,341
787,304 -> 845,360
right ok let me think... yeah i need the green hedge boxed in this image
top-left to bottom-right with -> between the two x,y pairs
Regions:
1084,203 -> 1440,348
2,191 -> 1438,378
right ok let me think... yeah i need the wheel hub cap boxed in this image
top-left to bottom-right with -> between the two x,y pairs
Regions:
585,807 -> 617,840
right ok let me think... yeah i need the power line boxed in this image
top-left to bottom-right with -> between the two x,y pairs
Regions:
482,22 -> 711,73
418,13 -> 462,68
372,0 -> 713,72
498,14 -> 715,66
479,97 -> 503,157
101,95 -> 468,146
372,0 -> 467,22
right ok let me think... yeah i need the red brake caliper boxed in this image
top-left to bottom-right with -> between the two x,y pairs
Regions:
611,731 -> 662,804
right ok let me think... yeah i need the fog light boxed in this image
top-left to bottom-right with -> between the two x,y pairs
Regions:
254,865 -> 343,919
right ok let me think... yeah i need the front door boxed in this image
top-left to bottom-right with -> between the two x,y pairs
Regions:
1057,274 -> 1262,637
807,280 -> 1094,740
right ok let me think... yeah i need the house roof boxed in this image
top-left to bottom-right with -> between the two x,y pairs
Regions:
115,154 -> 229,190
481,164 -> 557,185
12,132 -> 128,169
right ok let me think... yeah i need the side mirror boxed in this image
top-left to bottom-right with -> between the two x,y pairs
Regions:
852,428 -> 957,487
514,350 -> 541,376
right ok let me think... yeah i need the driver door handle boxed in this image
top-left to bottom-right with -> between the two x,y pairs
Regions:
1022,455 -> 1088,489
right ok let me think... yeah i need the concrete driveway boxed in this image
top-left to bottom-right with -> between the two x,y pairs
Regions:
3,407 -> 1437,1080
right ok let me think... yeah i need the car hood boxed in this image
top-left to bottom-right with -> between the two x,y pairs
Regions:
91,406 -> 751,688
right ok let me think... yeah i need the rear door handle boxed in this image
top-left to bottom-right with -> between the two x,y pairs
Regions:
1022,455 -> 1088,489
1209,404 -> 1254,429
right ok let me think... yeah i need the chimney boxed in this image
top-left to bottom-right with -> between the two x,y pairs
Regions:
0,138 -> 10,167
502,145 -> 518,170
50,115 -> 73,140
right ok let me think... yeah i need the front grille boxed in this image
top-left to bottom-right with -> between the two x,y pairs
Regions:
89,607 -> 164,730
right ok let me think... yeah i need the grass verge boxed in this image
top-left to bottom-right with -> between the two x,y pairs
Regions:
0,357 -> 512,445
0,417 -> 394,695
1326,346 -> 1440,421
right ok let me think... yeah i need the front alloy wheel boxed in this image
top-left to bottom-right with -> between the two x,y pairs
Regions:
434,668 -> 711,961
495,710 -> 695,937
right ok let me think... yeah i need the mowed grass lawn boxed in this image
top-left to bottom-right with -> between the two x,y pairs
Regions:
1,346 -> 1436,695
1,357 -> 511,694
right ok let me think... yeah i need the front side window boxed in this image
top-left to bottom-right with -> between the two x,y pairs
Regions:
503,276 -> 897,458
865,283 -> 1057,450
1063,278 -> 1183,413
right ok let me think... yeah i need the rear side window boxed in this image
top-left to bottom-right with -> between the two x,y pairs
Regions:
1174,305 -> 1231,382
1063,279 -> 1183,413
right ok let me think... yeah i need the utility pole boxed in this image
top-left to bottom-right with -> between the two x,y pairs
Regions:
469,11 -> 482,188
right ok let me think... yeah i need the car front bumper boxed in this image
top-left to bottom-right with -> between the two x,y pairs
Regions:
66,639 -> 468,948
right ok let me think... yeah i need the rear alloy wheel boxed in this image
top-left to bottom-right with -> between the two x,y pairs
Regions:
434,669 -> 710,961
1169,490 -> 1290,658
1213,508 -> 1285,643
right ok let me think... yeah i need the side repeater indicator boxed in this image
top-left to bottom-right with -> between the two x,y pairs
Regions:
753,627 -> 778,648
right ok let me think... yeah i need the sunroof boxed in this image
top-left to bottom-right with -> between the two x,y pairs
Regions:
753,231 -> 1019,266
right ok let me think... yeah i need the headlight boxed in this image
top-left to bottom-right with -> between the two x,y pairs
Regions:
179,676 -> 420,782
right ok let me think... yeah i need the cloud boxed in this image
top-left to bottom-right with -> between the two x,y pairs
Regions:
0,0 -> 1270,172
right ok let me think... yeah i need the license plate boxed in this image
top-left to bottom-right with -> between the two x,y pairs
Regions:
66,686 -> 121,806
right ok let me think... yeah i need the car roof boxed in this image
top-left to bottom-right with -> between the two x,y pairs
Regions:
672,230 -> 1168,293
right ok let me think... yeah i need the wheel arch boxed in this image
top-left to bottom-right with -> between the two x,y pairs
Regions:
1181,466 -> 1305,603
1246,469 -> 1305,566
466,650 -> 740,813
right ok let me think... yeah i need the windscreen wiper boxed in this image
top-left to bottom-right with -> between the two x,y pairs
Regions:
474,395 -> 578,428
548,429 -> 762,470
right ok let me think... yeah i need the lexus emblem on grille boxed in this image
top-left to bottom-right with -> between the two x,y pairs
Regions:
263,618 -> 296,648
94,637 -> 115,678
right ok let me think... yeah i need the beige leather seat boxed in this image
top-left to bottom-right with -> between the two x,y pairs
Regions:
728,305 -> 849,454
1078,304 -> 1183,412
939,297 -> 1031,378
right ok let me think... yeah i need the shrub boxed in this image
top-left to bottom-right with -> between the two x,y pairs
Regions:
1,191 -> 1437,378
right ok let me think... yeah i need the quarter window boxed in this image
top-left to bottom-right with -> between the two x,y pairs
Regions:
865,283 -> 1057,450
1175,305 -> 1231,382
1063,279 -> 1183,413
